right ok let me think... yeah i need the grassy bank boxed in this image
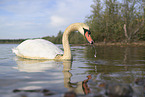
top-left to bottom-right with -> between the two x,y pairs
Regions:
72,41 -> 145,47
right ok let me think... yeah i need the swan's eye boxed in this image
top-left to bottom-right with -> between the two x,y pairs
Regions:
83,28 -> 91,35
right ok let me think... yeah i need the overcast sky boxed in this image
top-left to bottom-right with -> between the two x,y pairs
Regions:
0,0 -> 93,39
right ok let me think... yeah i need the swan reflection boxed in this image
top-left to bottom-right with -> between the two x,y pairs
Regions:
13,57 -> 63,72
13,58 -> 91,95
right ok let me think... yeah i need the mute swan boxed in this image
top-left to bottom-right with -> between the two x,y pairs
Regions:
12,23 -> 94,60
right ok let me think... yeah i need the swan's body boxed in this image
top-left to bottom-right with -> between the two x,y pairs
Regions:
13,39 -> 63,59
12,23 -> 94,60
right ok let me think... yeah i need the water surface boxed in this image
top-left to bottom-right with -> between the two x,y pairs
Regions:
0,44 -> 145,97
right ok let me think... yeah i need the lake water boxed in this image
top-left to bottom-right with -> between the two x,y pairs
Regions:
0,44 -> 145,97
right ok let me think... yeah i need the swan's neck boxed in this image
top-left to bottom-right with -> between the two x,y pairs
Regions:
61,23 -> 80,60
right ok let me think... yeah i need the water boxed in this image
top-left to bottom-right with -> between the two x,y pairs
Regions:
0,44 -> 145,97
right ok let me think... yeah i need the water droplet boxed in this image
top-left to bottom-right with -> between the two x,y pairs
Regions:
94,54 -> 96,57
92,45 -> 97,58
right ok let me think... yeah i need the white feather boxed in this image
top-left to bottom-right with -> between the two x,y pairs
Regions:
12,39 -> 63,59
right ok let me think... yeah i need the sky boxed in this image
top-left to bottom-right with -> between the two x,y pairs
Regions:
0,0 -> 93,39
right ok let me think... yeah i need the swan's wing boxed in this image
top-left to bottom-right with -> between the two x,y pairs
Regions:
12,39 -> 63,59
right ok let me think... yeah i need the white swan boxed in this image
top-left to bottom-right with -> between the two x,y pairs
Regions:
12,23 -> 94,60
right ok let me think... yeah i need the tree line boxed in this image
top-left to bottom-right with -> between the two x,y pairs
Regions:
85,0 -> 145,43
0,39 -> 25,44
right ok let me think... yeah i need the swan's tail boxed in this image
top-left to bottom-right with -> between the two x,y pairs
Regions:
12,48 -> 18,55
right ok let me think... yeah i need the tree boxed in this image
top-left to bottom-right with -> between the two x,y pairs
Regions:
86,0 -> 145,43
85,0 -> 104,42
103,0 -> 123,42
122,0 -> 145,42
55,30 -> 63,44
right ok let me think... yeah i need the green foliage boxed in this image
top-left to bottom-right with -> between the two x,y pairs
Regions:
85,0 -> 145,42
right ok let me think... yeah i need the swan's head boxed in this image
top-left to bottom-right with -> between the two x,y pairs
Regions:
78,23 -> 94,44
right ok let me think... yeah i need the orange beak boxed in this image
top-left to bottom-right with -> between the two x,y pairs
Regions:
85,31 -> 94,44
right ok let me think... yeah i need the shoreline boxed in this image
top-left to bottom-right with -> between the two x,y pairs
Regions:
94,42 -> 145,46
72,41 -> 145,47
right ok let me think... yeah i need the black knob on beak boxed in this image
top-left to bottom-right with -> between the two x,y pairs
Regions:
91,41 -> 94,44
